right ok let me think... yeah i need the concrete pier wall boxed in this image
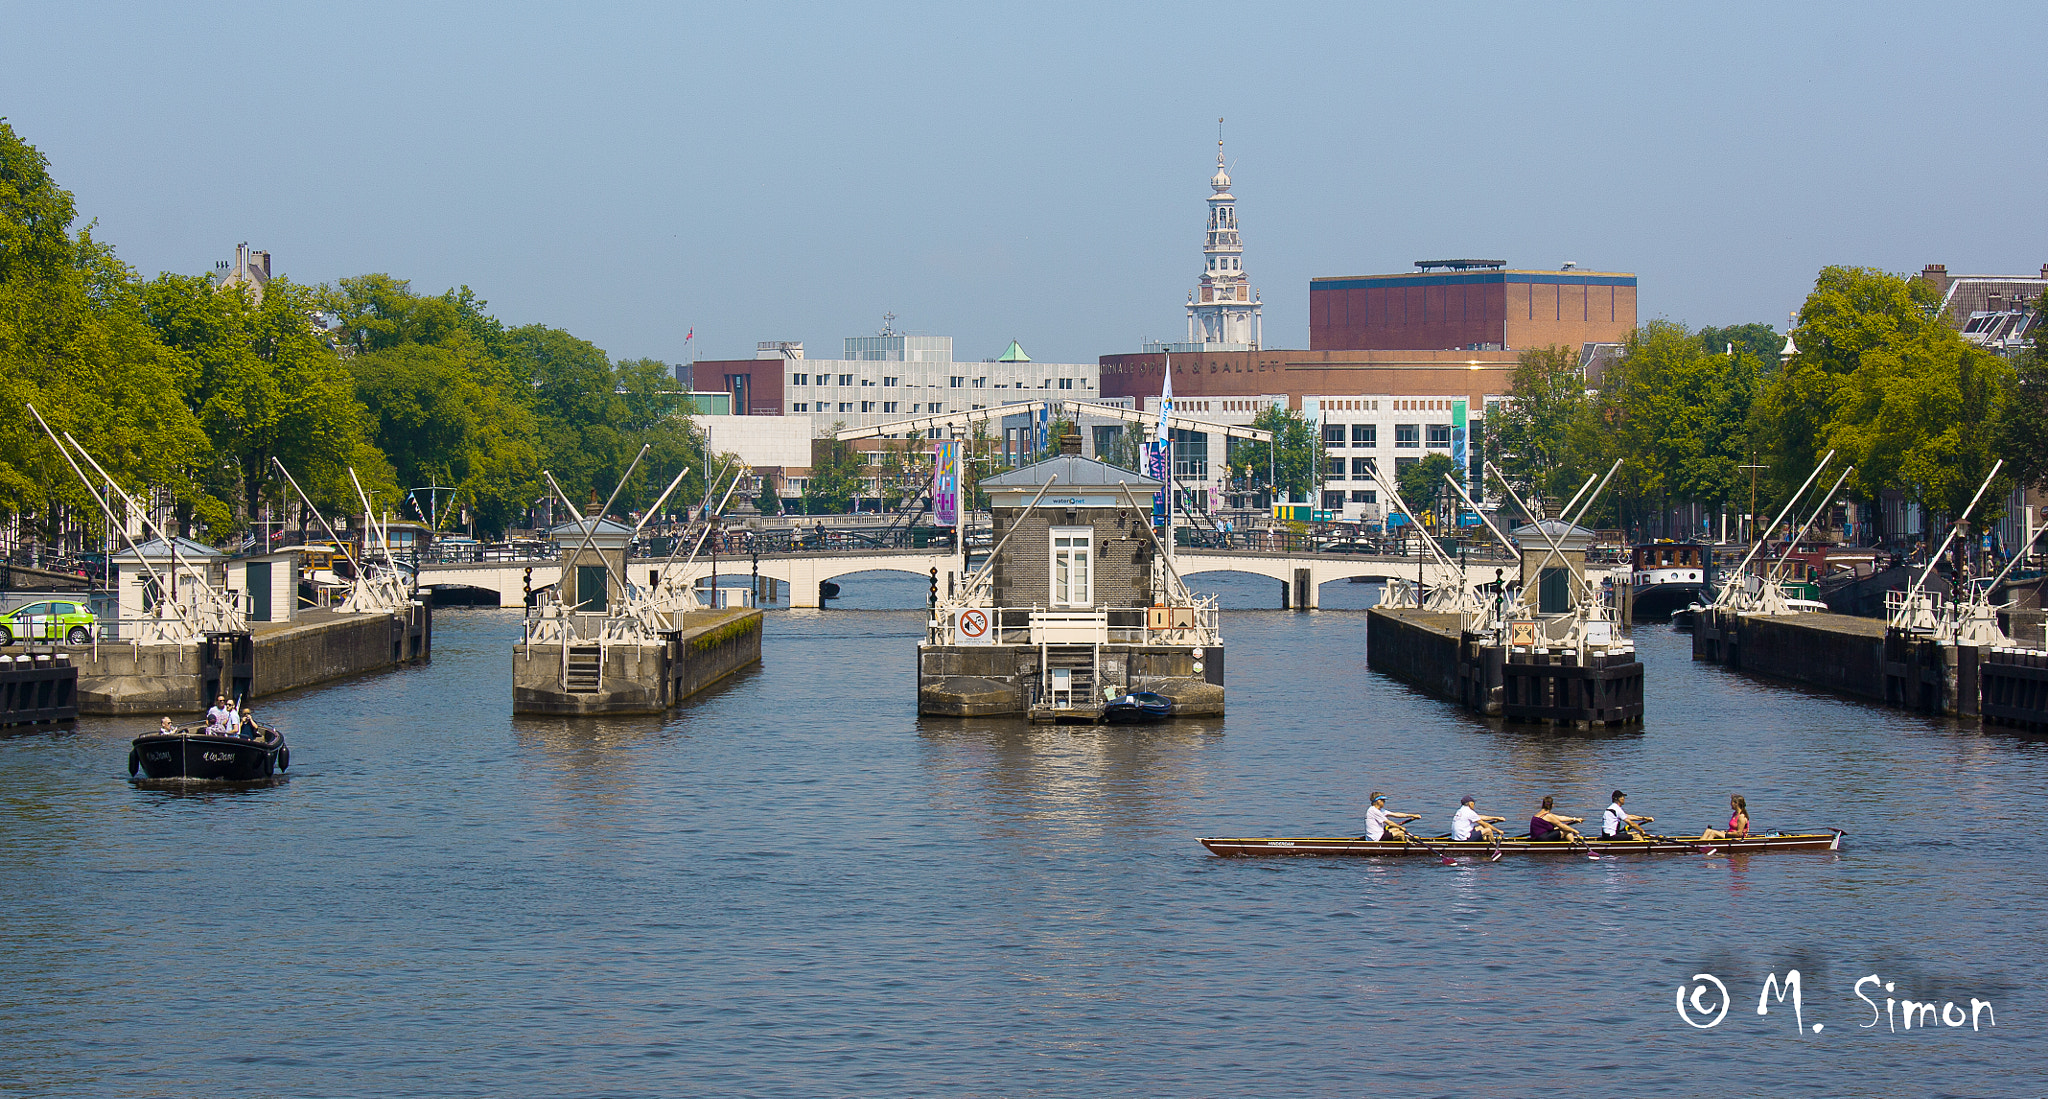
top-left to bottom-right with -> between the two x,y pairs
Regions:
1367,606 -> 1641,724
917,642 -> 1223,718
67,603 -> 433,715
0,654 -> 78,724
1364,608 -> 1464,702
1692,609 -> 1886,702
512,608 -> 762,716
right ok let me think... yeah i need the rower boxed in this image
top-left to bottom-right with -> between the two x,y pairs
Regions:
1363,792 -> 1421,842
1702,794 -> 1749,841
1601,790 -> 1654,840
1451,795 -> 1506,843
1529,796 -> 1585,842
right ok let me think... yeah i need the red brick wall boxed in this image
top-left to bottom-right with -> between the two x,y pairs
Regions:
691,358 -> 786,416
1100,348 -> 1518,408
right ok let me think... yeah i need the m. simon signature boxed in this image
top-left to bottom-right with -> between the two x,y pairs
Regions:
1676,971 -> 1996,1034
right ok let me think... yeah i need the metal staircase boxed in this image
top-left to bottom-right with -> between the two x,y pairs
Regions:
1039,643 -> 1100,711
564,644 -> 603,694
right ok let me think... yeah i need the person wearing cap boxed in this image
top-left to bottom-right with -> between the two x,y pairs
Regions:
205,695 -> 233,734
1451,795 -> 1505,843
1363,792 -> 1421,842
1602,790 -> 1653,840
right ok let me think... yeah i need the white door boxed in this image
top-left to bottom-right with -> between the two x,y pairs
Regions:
1051,528 -> 1092,607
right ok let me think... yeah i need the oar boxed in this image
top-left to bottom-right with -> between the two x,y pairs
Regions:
1646,832 -> 1720,857
1553,825 -> 1601,861
1391,826 -> 1459,866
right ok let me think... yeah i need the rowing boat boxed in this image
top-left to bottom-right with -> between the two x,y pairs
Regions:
1198,831 -> 1843,858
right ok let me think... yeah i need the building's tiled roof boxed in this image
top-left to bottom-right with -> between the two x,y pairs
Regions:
119,536 -> 225,559
982,456 -> 1160,489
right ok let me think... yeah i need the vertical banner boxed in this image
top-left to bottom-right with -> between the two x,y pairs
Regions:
1451,397 -> 1469,494
933,440 -> 959,525
1149,439 -> 1169,524
1037,405 -> 1049,455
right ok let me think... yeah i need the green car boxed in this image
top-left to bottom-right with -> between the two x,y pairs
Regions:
0,599 -> 97,646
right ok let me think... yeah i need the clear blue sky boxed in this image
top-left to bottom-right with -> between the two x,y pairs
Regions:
4,2 -> 2043,366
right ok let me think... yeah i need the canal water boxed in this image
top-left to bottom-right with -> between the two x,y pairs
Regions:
3,574 -> 2042,1097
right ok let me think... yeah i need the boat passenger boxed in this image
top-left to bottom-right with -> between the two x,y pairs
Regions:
205,695 -> 234,732
1701,795 -> 1749,842
1451,796 -> 1506,843
1602,790 -> 1654,840
1363,792 -> 1421,842
1529,796 -> 1585,842
158,716 -> 175,735
238,707 -> 259,739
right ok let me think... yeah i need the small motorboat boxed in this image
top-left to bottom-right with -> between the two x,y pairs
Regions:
1103,691 -> 1172,724
129,723 -> 289,781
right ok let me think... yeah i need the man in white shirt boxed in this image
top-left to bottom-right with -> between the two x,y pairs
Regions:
1602,790 -> 1653,839
1363,792 -> 1420,841
1451,795 -> 1505,843
205,695 -> 234,734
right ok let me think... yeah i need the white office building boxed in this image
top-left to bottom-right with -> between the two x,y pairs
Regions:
1127,392 -> 1488,524
753,334 -> 1099,435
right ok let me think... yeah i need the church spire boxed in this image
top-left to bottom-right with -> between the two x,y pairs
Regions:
1184,119 -> 1261,350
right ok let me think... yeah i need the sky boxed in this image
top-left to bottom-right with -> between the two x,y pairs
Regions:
4,2 -> 2043,368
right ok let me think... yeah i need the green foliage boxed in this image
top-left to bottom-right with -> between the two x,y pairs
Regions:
1395,453 -> 1459,521
1695,323 -> 1782,366
0,121 -> 223,539
1486,346 -> 1595,511
874,438 -> 914,511
1600,321 -> 1761,519
1996,328 -> 2048,491
1757,266 -> 1942,501
802,430 -> 863,514
1234,406 -> 1322,501
1823,322 -> 2012,529
1099,425 -> 1142,471
141,272 -> 374,526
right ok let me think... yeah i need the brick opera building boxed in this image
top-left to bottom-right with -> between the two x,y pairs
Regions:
1100,250 -> 1639,520
1308,260 -> 1638,352
1100,260 -> 1639,412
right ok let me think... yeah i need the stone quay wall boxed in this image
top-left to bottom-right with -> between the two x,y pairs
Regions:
68,603 -> 432,716
1692,609 -> 1887,702
512,607 -> 762,716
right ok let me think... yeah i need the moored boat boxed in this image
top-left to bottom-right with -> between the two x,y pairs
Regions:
1197,830 -> 1842,858
1629,541 -> 1713,620
129,724 -> 289,781
1103,691 -> 1172,724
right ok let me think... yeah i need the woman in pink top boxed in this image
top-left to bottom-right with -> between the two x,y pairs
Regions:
1701,794 -> 1749,841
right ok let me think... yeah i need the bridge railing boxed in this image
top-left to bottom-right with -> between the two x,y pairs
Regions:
927,604 -> 1221,647
1173,528 -> 1519,559
409,524 -> 1524,566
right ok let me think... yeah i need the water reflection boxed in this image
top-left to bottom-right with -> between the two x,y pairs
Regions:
917,718 -> 1224,839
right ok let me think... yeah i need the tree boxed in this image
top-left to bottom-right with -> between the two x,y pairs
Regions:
1825,323 -> 2012,532
1695,322 -> 1783,365
1395,453 -> 1459,529
1755,266 -> 1943,504
802,429 -> 863,515
1596,321 -> 1760,535
1996,319 -> 2048,491
0,121 -> 223,543
1236,406 -> 1321,501
1487,345 -> 1596,514
141,272 -> 378,528
1099,425 -> 1142,471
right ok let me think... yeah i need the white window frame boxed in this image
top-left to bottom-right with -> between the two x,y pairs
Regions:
1050,526 -> 1093,607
